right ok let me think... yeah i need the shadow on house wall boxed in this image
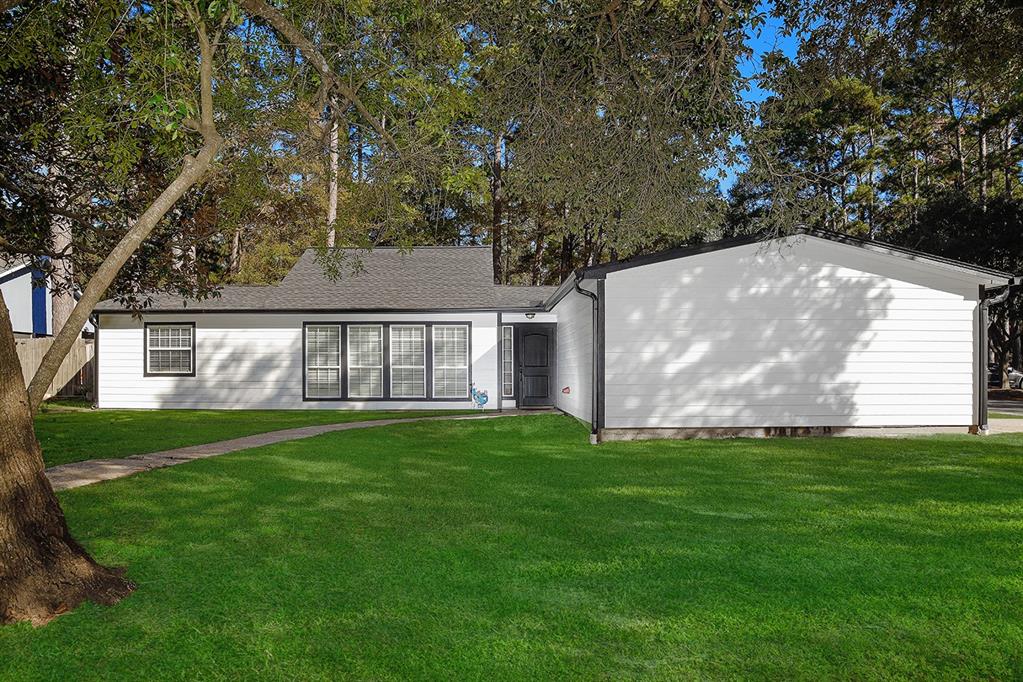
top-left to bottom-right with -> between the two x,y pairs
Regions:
604,238 -> 974,430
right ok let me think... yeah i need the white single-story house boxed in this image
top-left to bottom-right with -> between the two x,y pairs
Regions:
95,230 -> 1014,439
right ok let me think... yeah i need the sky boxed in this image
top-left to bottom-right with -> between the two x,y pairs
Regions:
714,4 -> 801,194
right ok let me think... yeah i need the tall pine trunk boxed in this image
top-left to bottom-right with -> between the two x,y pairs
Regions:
531,205 -> 546,286
50,217 -> 75,337
326,104 -> 340,248
490,133 -> 504,284
0,292 -> 134,625
1005,122 -> 1014,197
954,121 -> 966,188
978,105 -> 988,208
559,233 -> 575,282
229,225 -> 242,273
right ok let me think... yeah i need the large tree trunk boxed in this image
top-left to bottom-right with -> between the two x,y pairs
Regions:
0,292 -> 134,625
3,16 -> 224,626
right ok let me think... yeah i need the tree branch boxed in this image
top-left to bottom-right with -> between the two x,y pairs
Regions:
26,12 -> 224,412
238,0 -> 399,153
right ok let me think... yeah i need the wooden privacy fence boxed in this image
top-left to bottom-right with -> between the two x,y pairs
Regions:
15,336 -> 94,399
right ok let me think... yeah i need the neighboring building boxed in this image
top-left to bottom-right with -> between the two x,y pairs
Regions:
94,231 -> 1013,438
1,259 -> 51,337
3,257 -> 95,399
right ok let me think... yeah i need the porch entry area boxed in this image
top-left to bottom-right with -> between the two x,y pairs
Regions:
503,323 -> 557,408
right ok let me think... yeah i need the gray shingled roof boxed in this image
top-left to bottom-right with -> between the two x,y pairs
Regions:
96,285 -> 273,312
95,247 -> 556,312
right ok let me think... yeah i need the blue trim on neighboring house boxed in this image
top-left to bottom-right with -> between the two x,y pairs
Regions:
31,267 -> 48,336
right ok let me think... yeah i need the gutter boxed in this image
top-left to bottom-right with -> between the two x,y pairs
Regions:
94,305 -> 549,315
573,275 -> 602,444
978,277 -> 1016,434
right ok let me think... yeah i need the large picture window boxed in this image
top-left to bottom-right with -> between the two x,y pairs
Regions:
348,325 -> 384,398
433,325 -> 469,398
303,321 -> 472,401
390,325 -> 426,398
305,325 -> 341,398
145,323 -> 194,376
501,325 -> 514,397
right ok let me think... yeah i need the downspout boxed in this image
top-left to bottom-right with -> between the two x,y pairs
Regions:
573,275 -> 600,443
92,313 -> 100,409
978,278 -> 1015,434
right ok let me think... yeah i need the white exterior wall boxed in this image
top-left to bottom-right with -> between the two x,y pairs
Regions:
603,236 -> 982,429
501,312 -> 558,324
1,268 -> 35,335
551,285 -> 594,423
98,312 -> 499,410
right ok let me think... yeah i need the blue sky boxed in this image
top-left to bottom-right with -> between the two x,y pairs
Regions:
714,4 -> 800,193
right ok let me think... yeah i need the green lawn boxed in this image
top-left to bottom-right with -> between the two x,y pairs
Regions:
34,407 -> 472,467
992,411 -> 1023,419
5,414 -> 1022,679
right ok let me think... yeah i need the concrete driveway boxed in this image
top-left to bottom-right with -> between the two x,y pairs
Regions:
989,400 -> 1023,416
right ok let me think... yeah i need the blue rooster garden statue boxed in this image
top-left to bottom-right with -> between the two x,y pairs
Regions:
471,384 -> 489,409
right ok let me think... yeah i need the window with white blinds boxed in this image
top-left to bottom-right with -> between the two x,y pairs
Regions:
348,325 -> 384,398
390,325 -> 426,398
433,325 -> 469,398
305,325 -> 341,398
501,325 -> 514,397
146,324 -> 193,375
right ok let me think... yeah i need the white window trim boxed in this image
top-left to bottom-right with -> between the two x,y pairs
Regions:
305,324 -> 342,398
347,324 -> 384,398
389,324 -> 427,399
431,324 -> 470,399
502,325 -> 514,398
145,324 -> 194,376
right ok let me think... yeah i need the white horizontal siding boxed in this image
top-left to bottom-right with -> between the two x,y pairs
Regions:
97,312 -> 498,410
602,236 -> 980,429
552,286 -> 593,424
502,312 -> 557,324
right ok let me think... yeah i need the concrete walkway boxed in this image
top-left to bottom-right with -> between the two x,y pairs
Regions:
835,418 -> 1023,438
46,410 -> 540,491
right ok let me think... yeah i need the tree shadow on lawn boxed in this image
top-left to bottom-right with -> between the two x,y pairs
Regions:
4,414 -> 1023,680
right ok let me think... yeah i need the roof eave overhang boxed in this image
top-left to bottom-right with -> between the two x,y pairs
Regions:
543,229 -> 1013,302
0,262 -> 32,284
822,236 -> 1012,287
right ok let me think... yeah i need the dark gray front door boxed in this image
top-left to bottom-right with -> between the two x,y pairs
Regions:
516,324 -> 556,407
